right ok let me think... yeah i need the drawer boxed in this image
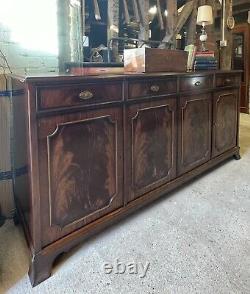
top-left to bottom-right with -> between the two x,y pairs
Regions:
128,78 -> 177,99
180,75 -> 213,92
37,81 -> 123,111
216,74 -> 241,88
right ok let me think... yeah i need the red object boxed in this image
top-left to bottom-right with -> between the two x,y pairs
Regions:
69,67 -> 124,76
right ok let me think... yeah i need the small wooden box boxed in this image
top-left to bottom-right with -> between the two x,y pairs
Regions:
124,48 -> 188,73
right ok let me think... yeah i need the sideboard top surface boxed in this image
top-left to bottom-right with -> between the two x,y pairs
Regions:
11,70 -> 243,85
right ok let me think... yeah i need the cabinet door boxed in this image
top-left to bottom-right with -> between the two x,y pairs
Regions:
126,98 -> 177,203
178,93 -> 212,176
212,90 -> 239,157
38,108 -> 123,247
232,25 -> 249,113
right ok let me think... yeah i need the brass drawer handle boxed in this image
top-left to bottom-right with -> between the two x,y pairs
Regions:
79,90 -> 94,100
150,85 -> 160,92
194,81 -> 201,87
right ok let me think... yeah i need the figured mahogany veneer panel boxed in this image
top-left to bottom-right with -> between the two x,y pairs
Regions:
37,82 -> 123,111
38,108 -> 123,246
180,75 -> 213,92
177,93 -> 212,175
48,118 -> 117,227
10,71 -> 241,287
212,90 -> 238,157
128,78 -> 177,99
126,98 -> 177,202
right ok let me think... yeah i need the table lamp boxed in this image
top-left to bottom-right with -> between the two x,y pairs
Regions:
197,5 -> 213,51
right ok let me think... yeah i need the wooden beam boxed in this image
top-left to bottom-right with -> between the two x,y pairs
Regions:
132,0 -> 140,23
187,0 -> 198,45
199,0 -> 206,5
138,0 -> 150,42
122,0 -> 130,25
58,0 -> 83,70
166,0 -> 178,48
205,0 -> 217,53
233,7 -> 250,15
162,0 -> 194,43
233,0 -> 250,6
58,0 -> 69,71
108,0 -> 120,62
220,0 -> 233,70
156,0 -> 164,30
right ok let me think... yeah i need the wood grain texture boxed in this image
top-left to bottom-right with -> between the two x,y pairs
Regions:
126,98 -> 177,202
128,78 -> 177,99
187,0 -> 198,46
38,82 -> 123,111
180,75 -> 213,92
107,0 -> 120,62
212,90 -> 238,157
165,0 -> 177,47
0,76 -> 14,217
205,0 -> 217,54
162,0 -> 194,43
178,93 -> 212,175
38,108 -> 123,247
48,117 -> 116,228
137,0 -> 150,41
10,71 -> 241,287
124,48 -> 188,73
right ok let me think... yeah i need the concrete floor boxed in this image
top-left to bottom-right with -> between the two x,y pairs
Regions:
0,114 -> 250,294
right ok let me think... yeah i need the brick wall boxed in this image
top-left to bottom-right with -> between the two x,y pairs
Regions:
0,23 -> 58,75
0,16 -> 59,217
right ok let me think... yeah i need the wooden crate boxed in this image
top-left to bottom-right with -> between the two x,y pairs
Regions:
124,48 -> 188,73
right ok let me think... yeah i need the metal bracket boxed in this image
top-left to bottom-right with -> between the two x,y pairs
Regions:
0,89 -> 25,97
0,166 -> 28,182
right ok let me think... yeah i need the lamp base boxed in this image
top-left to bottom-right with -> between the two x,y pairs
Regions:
201,41 -> 208,52
200,26 -> 208,52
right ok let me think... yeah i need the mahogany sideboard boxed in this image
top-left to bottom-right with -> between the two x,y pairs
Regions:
11,70 -> 241,286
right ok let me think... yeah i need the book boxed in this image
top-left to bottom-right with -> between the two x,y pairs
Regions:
194,64 -> 217,71
195,64 -> 217,68
195,60 -> 217,65
196,51 -> 214,54
193,50 -> 218,71
196,51 -> 214,57
195,56 -> 216,61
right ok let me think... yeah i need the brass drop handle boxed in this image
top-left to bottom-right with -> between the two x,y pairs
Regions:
225,78 -> 232,84
150,85 -> 160,92
79,90 -> 94,100
194,81 -> 201,87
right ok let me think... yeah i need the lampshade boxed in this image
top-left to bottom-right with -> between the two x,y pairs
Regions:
197,5 -> 213,26
248,11 -> 250,24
